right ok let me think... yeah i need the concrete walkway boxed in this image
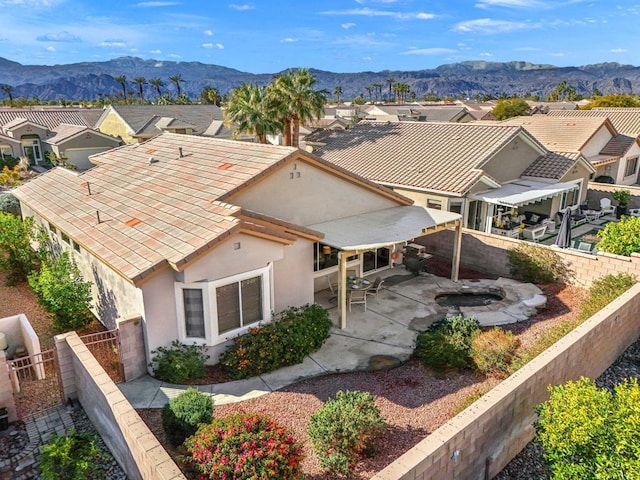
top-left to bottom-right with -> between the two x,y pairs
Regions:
119,272 -> 543,409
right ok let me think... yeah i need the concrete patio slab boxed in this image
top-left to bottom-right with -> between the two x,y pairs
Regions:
210,377 -> 272,405
260,356 -> 327,392
117,375 -> 162,409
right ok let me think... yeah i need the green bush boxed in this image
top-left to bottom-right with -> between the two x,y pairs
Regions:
28,251 -> 93,332
507,243 -> 571,284
220,304 -> 332,379
536,377 -> 640,480
40,430 -> 107,480
0,213 -> 38,285
0,155 -> 19,170
414,315 -> 480,371
0,193 -> 20,215
470,328 -> 520,377
150,340 -> 210,384
579,273 -> 637,321
596,216 -> 640,256
510,319 -> 579,373
308,390 -> 386,476
161,387 -> 213,446
184,412 -> 303,480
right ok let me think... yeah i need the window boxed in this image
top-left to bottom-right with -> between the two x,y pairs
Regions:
61,232 -> 70,244
625,157 -> 638,177
0,145 -> 12,159
48,222 -> 57,235
427,199 -> 442,210
72,241 -> 81,253
363,248 -> 390,273
561,181 -> 582,209
313,243 -> 357,272
175,266 -> 271,344
449,200 -> 463,215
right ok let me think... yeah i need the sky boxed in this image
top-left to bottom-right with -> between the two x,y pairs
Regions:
0,0 -> 638,73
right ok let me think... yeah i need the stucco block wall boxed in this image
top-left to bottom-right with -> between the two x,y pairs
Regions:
373,284 -> 640,480
55,332 -> 185,480
0,351 -> 18,423
119,317 -> 148,382
587,182 -> 640,210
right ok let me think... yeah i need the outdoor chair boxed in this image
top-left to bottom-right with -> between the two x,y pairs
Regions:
600,197 -> 615,216
629,208 -> 640,217
577,242 -> 593,252
365,277 -> 384,299
326,275 -> 338,300
349,289 -> 367,311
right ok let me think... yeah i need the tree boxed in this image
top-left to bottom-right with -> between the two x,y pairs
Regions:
536,377 -> 640,479
268,68 -> 326,148
225,83 -> 281,144
200,85 -> 221,106
169,74 -> 184,97
333,86 -> 343,104
28,251 -> 93,332
547,81 -> 581,102
113,75 -> 127,102
1,85 -> 14,106
492,97 -> 531,120
372,82 -> 383,102
132,76 -> 147,102
581,94 -> 640,109
0,213 -> 38,285
385,77 -> 395,100
365,85 -> 373,102
596,216 -> 640,256
149,78 -> 165,99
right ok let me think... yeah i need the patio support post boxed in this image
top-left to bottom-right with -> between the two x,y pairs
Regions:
452,219 -> 462,282
338,251 -> 348,329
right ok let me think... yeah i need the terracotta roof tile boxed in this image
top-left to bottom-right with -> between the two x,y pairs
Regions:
549,108 -> 640,136
522,151 -> 582,180
0,109 -> 88,129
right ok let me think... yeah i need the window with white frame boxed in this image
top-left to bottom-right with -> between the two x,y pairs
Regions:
625,157 -> 638,177
175,266 -> 271,344
427,199 -> 442,210
560,181 -> 582,209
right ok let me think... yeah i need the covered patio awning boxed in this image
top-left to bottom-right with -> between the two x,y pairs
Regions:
469,179 -> 579,208
309,205 -> 462,329
309,205 -> 461,252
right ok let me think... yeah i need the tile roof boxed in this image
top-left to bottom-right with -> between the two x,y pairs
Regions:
0,109 -> 89,129
307,121 -> 527,195
521,151 -> 583,180
13,134 -> 308,284
501,115 -> 614,152
45,124 -> 87,144
600,134 -> 636,157
548,108 -> 640,137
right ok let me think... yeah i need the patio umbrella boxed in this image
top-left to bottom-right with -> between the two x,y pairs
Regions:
554,208 -> 573,248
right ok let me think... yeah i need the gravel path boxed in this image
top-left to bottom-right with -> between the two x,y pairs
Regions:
496,337 -> 640,479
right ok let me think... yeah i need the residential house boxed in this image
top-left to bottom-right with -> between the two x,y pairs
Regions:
0,110 -> 121,170
456,101 -> 497,121
362,104 -> 474,123
526,101 -> 579,115
502,115 -> 640,185
306,121 -> 593,235
13,133 -> 461,366
95,105 -> 231,144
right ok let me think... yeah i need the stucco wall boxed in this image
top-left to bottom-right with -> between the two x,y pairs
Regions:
97,110 -> 135,144
483,136 -> 541,183
229,155 -> 400,226
373,283 -> 640,480
581,124 -> 615,158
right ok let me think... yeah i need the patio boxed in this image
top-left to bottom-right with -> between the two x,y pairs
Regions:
534,211 -> 618,252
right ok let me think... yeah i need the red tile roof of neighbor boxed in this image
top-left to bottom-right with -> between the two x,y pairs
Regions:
13,134 -> 313,285
549,108 -> 640,137
0,109 -> 89,129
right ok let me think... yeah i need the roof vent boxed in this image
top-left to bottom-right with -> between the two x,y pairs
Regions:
218,163 -> 233,170
125,218 -> 141,227
178,147 -> 184,158
149,156 -> 158,165
80,181 -> 92,195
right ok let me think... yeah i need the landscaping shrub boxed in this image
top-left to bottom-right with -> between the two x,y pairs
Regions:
507,243 -> 571,284
470,327 -> 520,377
40,430 -> 107,480
308,390 -> 386,476
28,251 -> 93,332
0,193 -> 20,215
579,273 -> 636,321
510,319 -> 579,373
536,377 -> 640,480
161,387 -> 213,446
220,304 -> 332,379
150,340 -> 210,384
596,216 -> 640,256
414,315 -> 480,371
0,212 -> 38,285
0,154 -> 19,171
184,412 -> 303,480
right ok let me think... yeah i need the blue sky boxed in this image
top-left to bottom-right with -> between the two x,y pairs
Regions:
0,0 -> 637,72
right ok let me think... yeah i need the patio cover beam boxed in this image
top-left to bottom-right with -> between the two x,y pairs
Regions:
469,180 -> 579,208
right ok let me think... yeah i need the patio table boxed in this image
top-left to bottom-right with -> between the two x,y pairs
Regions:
346,277 -> 372,291
583,210 -> 602,223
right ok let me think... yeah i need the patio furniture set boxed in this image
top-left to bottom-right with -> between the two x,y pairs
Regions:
327,275 -> 385,311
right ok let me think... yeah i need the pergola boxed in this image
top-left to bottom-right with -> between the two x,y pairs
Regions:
309,205 -> 462,329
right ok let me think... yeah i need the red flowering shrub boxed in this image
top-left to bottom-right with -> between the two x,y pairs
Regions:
184,412 -> 303,480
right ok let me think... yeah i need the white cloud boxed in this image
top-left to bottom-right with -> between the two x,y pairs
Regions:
334,34 -> 389,46
203,29 -> 213,36
154,62 -> 164,67
280,37 -> 298,43
167,53 -> 181,58
363,56 -> 372,60
341,22 -> 356,29
513,46 -> 539,51
202,43 -> 224,49
150,49 -> 162,54
229,3 -> 253,10
0,0 -> 62,6
99,39 -> 127,47
402,47 -> 456,55
136,1 -> 179,6
479,52 -> 493,56
321,8 -> 434,19
453,18 -> 536,33
475,0 -> 546,8
36,31 -> 80,42
416,13 -> 435,19
45,45 -> 55,51
611,48 -> 627,53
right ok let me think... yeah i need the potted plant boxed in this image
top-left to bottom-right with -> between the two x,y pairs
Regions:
611,189 -> 632,219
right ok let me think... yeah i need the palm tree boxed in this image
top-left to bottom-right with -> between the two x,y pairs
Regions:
149,78 -> 165,99
385,77 -> 395,101
114,75 -> 127,102
333,86 -> 343,105
225,83 -> 281,144
372,83 -> 383,103
133,77 -> 147,102
169,74 -> 184,97
200,86 -> 221,106
365,85 -> 373,103
1,85 -> 13,106
268,68 -> 327,148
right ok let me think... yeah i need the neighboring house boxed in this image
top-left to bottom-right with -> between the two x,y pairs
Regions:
13,133 -> 461,366
95,105 -> 230,144
0,114 -> 121,171
362,104 -> 474,123
457,101 -> 497,121
502,115 -> 640,186
526,101 -> 579,114
306,121 -> 593,235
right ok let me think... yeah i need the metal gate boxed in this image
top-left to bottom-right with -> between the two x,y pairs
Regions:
7,328 -> 123,420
